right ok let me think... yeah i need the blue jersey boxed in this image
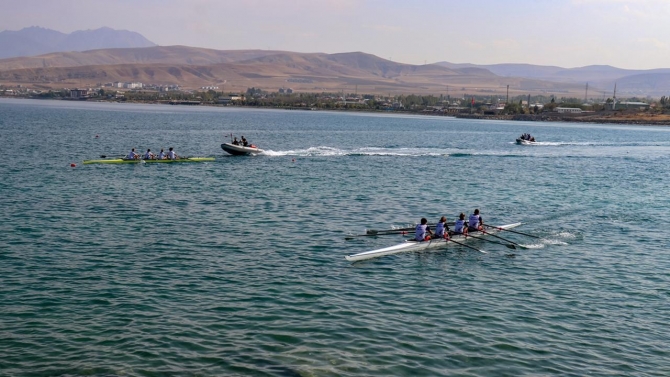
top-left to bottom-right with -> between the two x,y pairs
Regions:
435,222 -> 447,237
415,224 -> 430,241
468,214 -> 481,230
454,219 -> 466,234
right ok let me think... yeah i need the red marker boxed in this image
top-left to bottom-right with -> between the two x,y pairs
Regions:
70,163 -> 76,167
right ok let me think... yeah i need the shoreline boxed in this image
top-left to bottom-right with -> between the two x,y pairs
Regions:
3,96 -> 670,126
454,113 -> 670,126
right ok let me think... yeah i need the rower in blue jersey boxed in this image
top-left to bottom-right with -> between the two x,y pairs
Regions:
468,209 -> 483,232
414,218 -> 433,241
434,216 -> 450,239
167,147 -> 178,160
453,213 -> 467,235
143,149 -> 155,160
126,148 -> 139,159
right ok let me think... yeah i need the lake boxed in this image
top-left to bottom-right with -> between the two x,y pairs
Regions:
1,98 -> 668,376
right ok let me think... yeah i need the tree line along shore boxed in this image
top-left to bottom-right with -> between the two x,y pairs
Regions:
3,86 -> 670,125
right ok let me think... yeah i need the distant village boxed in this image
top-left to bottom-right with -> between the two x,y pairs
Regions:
1,80 -> 668,121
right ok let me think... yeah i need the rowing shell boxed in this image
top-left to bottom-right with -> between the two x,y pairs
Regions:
83,157 -> 215,165
345,222 -> 521,262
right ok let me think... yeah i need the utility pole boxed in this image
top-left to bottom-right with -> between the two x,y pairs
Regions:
585,82 -> 589,103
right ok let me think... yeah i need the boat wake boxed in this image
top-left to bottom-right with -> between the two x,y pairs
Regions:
263,146 -> 449,157
262,146 -> 523,158
520,231 -> 573,249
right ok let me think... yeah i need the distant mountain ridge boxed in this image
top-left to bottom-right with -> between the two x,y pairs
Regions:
0,46 -> 589,96
435,61 -> 670,96
0,26 -> 156,59
0,41 -> 667,96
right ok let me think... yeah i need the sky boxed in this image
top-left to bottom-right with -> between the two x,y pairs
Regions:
1,0 -> 670,69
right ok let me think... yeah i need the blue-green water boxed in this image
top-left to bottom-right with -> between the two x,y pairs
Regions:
1,98 -> 669,376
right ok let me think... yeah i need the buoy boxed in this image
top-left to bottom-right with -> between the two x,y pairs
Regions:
70,163 -> 76,167
292,158 -> 295,163
95,135 -> 99,138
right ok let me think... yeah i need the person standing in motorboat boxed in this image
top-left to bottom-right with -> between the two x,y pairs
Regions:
434,216 -> 450,239
167,147 -> 178,160
452,213 -> 468,235
414,218 -> 433,241
241,136 -> 248,147
126,148 -> 139,160
468,209 -> 484,232
143,149 -> 155,160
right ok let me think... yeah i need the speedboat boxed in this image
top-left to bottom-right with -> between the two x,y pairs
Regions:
516,138 -> 536,145
221,143 -> 264,156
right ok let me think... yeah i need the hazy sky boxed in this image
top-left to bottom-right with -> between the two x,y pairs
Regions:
2,0 -> 670,69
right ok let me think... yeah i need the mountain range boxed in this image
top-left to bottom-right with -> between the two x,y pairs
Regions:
0,27 -> 156,59
0,27 -> 668,97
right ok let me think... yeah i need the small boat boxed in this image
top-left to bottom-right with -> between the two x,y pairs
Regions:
516,138 -> 537,145
83,157 -> 215,165
221,143 -> 264,156
345,222 -> 521,262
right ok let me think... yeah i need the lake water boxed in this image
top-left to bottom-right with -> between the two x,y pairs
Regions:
1,98 -> 669,376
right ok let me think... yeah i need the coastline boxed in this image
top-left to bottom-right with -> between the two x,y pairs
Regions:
454,112 -> 670,126
3,96 -> 670,126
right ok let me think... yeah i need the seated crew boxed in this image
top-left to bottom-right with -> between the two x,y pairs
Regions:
452,213 -> 468,235
468,209 -> 483,232
414,218 -> 433,241
167,147 -> 178,160
241,136 -> 248,147
158,149 -> 166,159
434,216 -> 450,239
126,148 -> 139,160
143,149 -> 155,160
232,137 -> 240,145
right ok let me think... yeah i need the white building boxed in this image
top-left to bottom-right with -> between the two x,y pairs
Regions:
556,107 -> 582,113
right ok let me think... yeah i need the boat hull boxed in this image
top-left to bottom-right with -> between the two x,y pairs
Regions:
221,143 -> 263,155
83,157 -> 215,165
516,138 -> 536,145
345,222 -> 521,262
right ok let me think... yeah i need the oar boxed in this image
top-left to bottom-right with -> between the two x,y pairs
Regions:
366,223 -> 455,235
345,230 -> 409,240
483,224 -> 540,239
462,232 -> 516,250
443,237 -> 487,254
479,229 -> 521,249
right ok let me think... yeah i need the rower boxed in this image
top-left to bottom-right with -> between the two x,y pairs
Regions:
143,149 -> 155,160
167,147 -> 178,160
434,216 -> 450,239
414,218 -> 433,241
468,209 -> 483,232
126,148 -> 139,160
453,213 -> 467,235
158,148 -> 166,159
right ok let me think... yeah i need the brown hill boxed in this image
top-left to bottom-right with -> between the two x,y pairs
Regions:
0,46 -> 590,96
0,46 -> 291,71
